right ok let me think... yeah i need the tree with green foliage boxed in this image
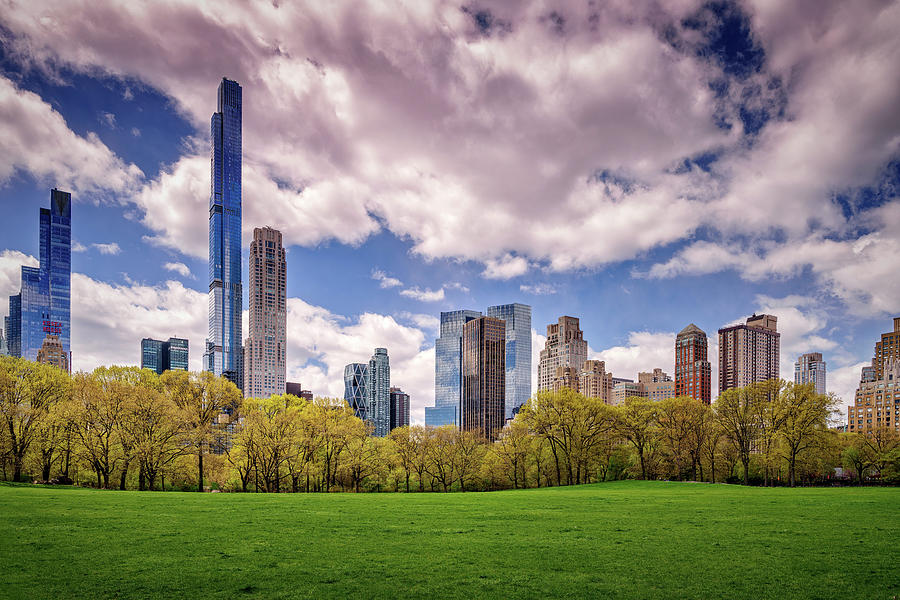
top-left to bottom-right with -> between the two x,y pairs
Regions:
779,383 -> 836,487
715,385 -> 761,485
614,396 -> 658,480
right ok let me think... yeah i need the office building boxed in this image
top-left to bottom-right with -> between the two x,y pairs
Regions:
286,382 -> 313,400
552,365 -> 579,391
7,189 -> 71,364
141,337 -> 189,375
874,317 -> 900,380
390,387 -> 410,431
344,363 -> 369,420
645,380 -> 676,401
244,227 -> 286,398
0,327 -> 7,356
612,381 -> 647,406
427,309 -> 482,426
36,335 -> 68,371
795,352 -> 826,395
461,316 -> 506,441
537,316 -> 588,391
580,360 -> 614,403
367,348 -> 391,437
486,303 -> 532,419
675,323 -> 712,404
718,314 -> 780,393
204,77 -> 244,391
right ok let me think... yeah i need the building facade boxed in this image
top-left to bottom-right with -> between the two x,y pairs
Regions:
427,309 -> 482,426
367,348 -> 391,437
461,316 -> 506,441
141,337 -> 189,375
286,382 -> 313,400
36,334 -> 68,371
537,316 -> 588,391
579,360 -> 614,403
205,77 -> 244,391
486,303 -> 532,419
874,317 -> 900,380
675,323 -> 712,403
553,365 -> 579,391
344,363 -> 369,420
718,314 -> 780,393
7,189 -> 71,364
390,387 -> 410,431
848,358 -> 900,434
795,352 -> 826,395
0,327 -> 7,356
244,227 -> 287,398
612,381 -> 646,406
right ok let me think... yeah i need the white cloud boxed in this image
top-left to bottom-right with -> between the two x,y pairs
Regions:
520,283 -> 557,295
100,111 -> 116,128
0,75 -> 142,196
593,331 -> 676,382
399,286 -> 445,303
71,241 -> 88,253
371,268 -> 402,289
0,250 -> 38,317
163,262 -> 192,278
482,254 -> 529,280
92,242 -> 120,255
829,361 -> 869,420
130,127 -> 140,137
396,311 -> 440,334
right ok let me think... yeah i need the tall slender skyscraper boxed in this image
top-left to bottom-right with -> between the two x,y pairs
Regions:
244,227 -> 286,398
205,78 -> 243,391
718,314 -> 780,393
427,309 -> 482,426
537,316 -> 588,391
675,324 -> 712,404
367,348 -> 391,437
344,363 -> 369,420
486,303 -> 531,419
794,352 -> 826,395
7,189 -> 71,366
462,316 -> 506,441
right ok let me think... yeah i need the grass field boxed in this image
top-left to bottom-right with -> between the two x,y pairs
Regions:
1,482 -> 898,599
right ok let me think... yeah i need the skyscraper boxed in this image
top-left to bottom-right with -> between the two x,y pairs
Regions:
205,77 -> 243,391
244,227 -> 286,398
141,337 -> 189,375
390,387 -> 410,431
427,309 -> 482,426
579,360 -> 613,403
795,352 -> 826,395
537,316 -> 588,391
718,314 -> 780,393
873,317 -> 900,380
36,335 -> 68,371
0,326 -> 7,356
367,348 -> 391,437
344,363 -> 369,420
7,189 -> 71,364
675,324 -> 712,404
486,303 -> 531,419
461,316 -> 506,441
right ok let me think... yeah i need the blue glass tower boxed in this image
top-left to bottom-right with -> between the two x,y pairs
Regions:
486,303 -> 532,419
344,363 -> 369,420
204,78 -> 243,390
426,309 -> 482,426
367,347 -> 391,437
7,189 -> 71,365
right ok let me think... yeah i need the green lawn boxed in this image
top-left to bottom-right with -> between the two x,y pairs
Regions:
0,482 -> 897,599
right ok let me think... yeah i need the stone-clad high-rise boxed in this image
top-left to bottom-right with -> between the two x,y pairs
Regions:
244,227 -> 286,398
537,316 -> 588,392
675,324 -> 712,404
718,314 -> 780,393
7,188 -> 71,367
205,77 -> 243,391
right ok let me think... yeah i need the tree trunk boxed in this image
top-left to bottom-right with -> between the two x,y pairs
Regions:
405,473 -> 410,493
198,448 -> 204,492
741,455 -> 750,486
120,461 -> 129,490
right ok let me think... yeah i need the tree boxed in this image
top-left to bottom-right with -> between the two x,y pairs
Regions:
161,370 -> 241,492
779,383 -> 836,487
494,420 -> 530,488
614,397 -> 658,480
453,429 -> 485,492
715,385 -> 761,485
840,433 -> 873,484
388,426 -> 418,492
424,426 -> 457,492
754,379 -> 788,486
0,356 -> 69,481
120,380 -> 184,490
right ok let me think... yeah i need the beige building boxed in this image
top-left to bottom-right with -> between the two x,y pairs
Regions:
874,317 -> 900,380
612,380 -> 647,406
553,365 -> 579,392
580,360 -> 613,403
848,358 -> 900,434
637,368 -> 674,401
244,227 -> 287,398
36,334 -> 68,372
537,316 -> 588,391
718,314 -> 780,393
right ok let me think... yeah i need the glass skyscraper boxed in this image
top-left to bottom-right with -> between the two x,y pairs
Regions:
344,363 -> 369,421
367,348 -> 391,437
142,337 -> 189,375
204,78 -> 243,391
486,303 -> 532,419
427,309 -> 482,427
7,189 -> 71,365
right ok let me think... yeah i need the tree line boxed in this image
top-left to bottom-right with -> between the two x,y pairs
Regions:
2,355 -> 899,491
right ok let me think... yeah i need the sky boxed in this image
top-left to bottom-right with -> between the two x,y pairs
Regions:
1,0 -> 899,424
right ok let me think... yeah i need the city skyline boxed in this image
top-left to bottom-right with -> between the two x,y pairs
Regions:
1,2 -> 899,422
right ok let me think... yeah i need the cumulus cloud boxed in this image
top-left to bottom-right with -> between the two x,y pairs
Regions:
163,261 -> 192,278
0,250 -> 38,308
71,241 -> 88,253
520,283 -> 557,295
482,254 -> 529,280
593,332 -> 676,382
371,269 -> 402,289
0,75 -> 142,197
92,242 -> 121,255
399,286 -> 445,303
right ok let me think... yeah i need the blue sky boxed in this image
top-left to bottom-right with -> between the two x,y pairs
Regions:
1,1 -> 899,422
